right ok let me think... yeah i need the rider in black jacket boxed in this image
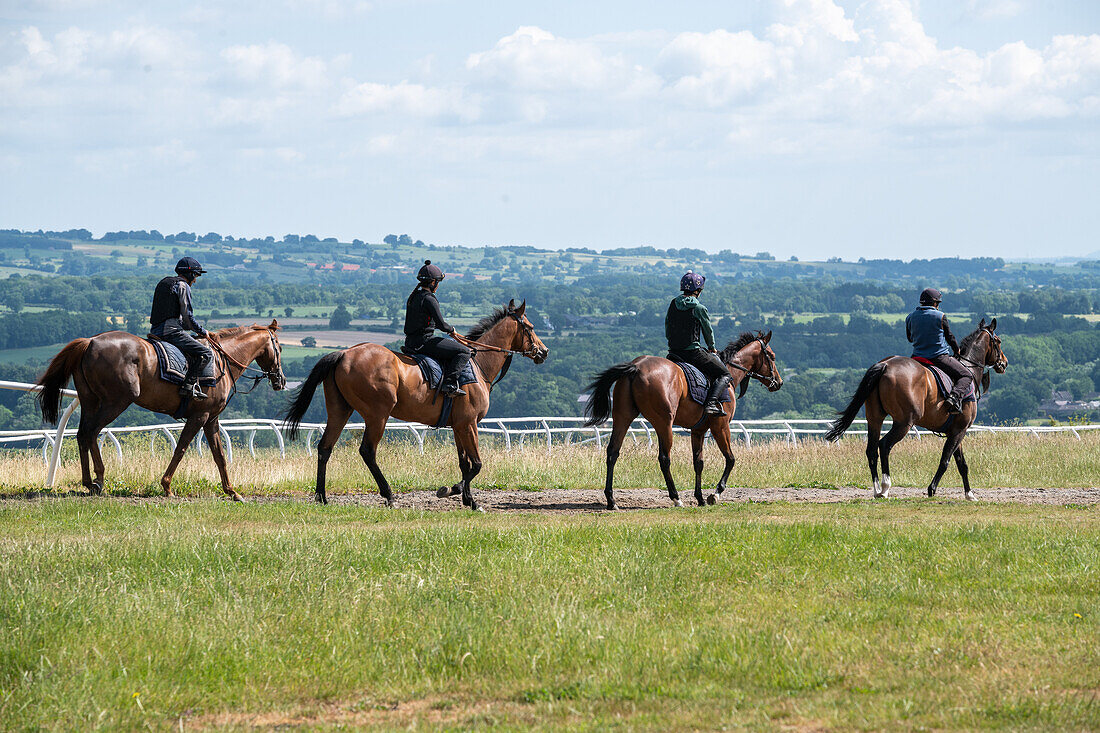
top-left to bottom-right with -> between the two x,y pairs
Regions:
403,261 -> 471,396
150,257 -> 213,399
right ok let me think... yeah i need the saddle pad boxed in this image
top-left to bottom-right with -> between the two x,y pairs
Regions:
407,352 -> 478,391
668,357 -> 731,405
150,338 -> 217,387
912,357 -> 976,403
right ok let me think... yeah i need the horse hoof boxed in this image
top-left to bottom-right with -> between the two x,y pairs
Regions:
706,494 -> 717,505
964,491 -> 977,502
470,502 -> 483,513
315,492 -> 328,505
606,502 -> 618,511
89,481 -> 103,496
230,493 -> 244,503
384,498 -> 395,508
927,488 -> 936,497
673,499 -> 684,508
436,486 -> 450,498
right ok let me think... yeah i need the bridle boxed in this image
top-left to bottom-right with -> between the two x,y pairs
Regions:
957,327 -> 1005,400
451,311 -> 543,390
725,338 -> 781,391
208,329 -> 284,395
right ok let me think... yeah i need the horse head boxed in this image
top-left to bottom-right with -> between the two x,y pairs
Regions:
506,299 -> 549,364
976,317 -> 1008,375
258,319 -> 288,390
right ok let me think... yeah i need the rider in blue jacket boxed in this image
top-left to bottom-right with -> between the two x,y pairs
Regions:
905,287 -> 972,414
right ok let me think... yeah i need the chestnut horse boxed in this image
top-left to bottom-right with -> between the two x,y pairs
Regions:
825,318 -> 1007,500
36,321 -> 287,500
282,300 -> 548,511
583,331 -> 783,510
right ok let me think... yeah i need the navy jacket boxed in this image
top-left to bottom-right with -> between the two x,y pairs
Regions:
905,306 -> 958,359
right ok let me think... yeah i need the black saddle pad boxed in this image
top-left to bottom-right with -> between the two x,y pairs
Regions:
149,336 -> 217,387
667,356 -> 731,405
399,348 -> 477,390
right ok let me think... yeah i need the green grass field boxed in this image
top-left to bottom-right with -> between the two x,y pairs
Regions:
0,501 -> 1097,730
1,434 -> 1097,730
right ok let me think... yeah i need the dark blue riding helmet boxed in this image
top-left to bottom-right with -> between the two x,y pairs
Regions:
680,271 -> 706,292
417,260 -> 445,282
175,256 -> 207,277
919,287 -> 942,305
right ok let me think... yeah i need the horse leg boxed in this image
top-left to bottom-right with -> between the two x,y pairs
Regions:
954,444 -> 975,501
864,404 -> 884,498
315,390 -> 353,505
654,419 -> 680,507
691,430 -> 706,507
603,395 -> 638,511
453,423 -> 484,512
77,400 -> 128,495
707,422 -> 736,505
160,418 -> 204,497
202,420 -> 242,502
357,414 -> 392,507
878,419 -> 912,499
928,433 -> 963,497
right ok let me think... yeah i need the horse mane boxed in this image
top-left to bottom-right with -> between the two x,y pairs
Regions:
959,326 -> 987,354
212,324 -> 272,339
466,307 -> 512,341
719,331 -> 765,365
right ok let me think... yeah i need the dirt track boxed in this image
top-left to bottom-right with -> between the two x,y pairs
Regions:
255,485 -> 1100,512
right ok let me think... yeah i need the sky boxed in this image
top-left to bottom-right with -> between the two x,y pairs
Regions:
1,0 -> 1098,260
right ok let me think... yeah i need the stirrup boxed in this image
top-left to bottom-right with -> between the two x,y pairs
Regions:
944,396 -> 962,414
440,380 -> 465,397
179,382 -> 208,400
703,400 -> 725,416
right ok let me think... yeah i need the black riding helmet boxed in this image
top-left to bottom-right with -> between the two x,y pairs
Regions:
919,287 -> 942,306
175,256 -> 207,277
417,260 -> 445,283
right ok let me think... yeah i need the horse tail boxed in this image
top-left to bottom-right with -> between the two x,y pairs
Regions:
825,361 -> 888,442
36,338 -> 91,426
282,351 -> 344,440
583,362 -> 639,427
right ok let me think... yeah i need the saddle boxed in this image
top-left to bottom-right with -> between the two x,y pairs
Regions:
666,355 -> 731,406
397,347 -> 479,429
147,334 -> 217,388
911,357 -> 976,403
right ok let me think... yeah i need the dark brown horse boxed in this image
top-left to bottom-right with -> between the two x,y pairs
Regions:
825,318 -> 1007,500
282,300 -> 548,511
583,331 -> 783,510
36,321 -> 287,500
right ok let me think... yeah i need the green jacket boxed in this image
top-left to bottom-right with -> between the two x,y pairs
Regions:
665,294 -> 715,351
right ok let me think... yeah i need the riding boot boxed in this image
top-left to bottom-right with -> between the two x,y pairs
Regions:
702,374 -> 731,416
179,380 -> 208,400
440,378 -> 466,397
944,394 -> 962,414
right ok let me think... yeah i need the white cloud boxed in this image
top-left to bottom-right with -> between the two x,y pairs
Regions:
966,0 -> 1025,21
335,81 -> 479,120
221,42 -> 329,89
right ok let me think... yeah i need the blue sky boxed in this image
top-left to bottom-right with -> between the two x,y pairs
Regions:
1,0 -> 1098,259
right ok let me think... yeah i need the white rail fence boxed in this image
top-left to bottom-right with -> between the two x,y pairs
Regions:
1,380 -> 1096,488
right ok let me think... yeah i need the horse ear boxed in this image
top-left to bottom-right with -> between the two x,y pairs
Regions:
978,317 -> 986,329
516,300 -> 526,316
762,330 -> 772,345
269,319 -> 280,330
507,298 -> 516,311
989,317 -> 997,331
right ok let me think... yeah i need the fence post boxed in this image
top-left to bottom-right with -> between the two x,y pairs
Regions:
46,396 -> 80,488
220,424 -> 233,464
542,420 -> 552,455
103,430 -> 123,460
270,423 -> 285,457
305,428 -> 315,456
497,420 -> 511,451
248,429 -> 257,458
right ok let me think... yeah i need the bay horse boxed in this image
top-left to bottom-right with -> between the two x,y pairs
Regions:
36,321 -> 287,500
825,318 -> 1007,500
583,331 -> 783,510
281,300 -> 548,511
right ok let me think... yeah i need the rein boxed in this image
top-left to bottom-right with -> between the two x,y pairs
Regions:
207,331 -> 281,395
725,339 -> 780,390
956,328 -> 1001,400
453,312 -> 538,391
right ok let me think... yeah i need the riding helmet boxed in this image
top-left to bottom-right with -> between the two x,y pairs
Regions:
417,260 -> 445,282
175,256 -> 207,277
919,287 -> 942,306
680,271 -> 706,293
